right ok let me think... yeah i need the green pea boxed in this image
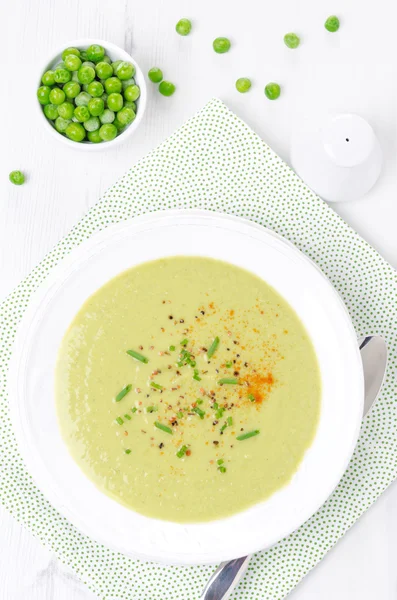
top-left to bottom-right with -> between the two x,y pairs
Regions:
87,81 -> 104,97
124,84 -> 140,102
78,66 -> 96,84
43,103 -> 59,120
148,67 -> 163,83
325,15 -> 340,32
79,50 -> 88,61
71,71 -> 80,83
63,81 -> 81,98
81,61 -> 96,69
41,70 -> 55,86
65,122 -> 86,142
54,61 -> 65,70
176,18 -> 192,36
84,116 -> 100,132
9,170 -> 25,185
124,100 -> 136,111
107,92 -> 123,112
159,81 -> 176,96
99,123 -> 117,141
86,44 -> 105,63
37,85 -> 51,105
102,55 -> 112,64
87,129 -> 102,143
96,61 -> 113,80
111,60 -> 122,72
213,37 -> 231,53
88,97 -> 105,116
82,84 -> 90,92
113,117 -> 125,131
104,77 -> 122,94
58,102 -> 74,119
75,92 -> 92,106
54,68 -> 71,83
115,61 -> 135,80
74,105 -> 90,122
235,78 -> 251,93
101,93 -> 108,106
121,77 -> 135,90
55,116 -> 71,132
264,82 -> 281,100
49,87 -> 66,105
284,33 -> 300,49
116,106 -> 135,126
62,47 -> 80,61
99,109 -> 115,124
64,54 -> 82,72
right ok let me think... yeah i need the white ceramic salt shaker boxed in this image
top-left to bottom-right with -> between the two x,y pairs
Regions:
290,113 -> 382,203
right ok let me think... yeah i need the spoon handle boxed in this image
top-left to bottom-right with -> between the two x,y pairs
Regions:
199,556 -> 250,600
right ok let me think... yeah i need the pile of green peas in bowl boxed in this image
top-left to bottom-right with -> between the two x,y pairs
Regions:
37,39 -> 146,147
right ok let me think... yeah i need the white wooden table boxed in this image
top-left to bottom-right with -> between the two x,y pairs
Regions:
2,0 -> 397,597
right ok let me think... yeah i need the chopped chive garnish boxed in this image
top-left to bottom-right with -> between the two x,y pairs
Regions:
215,407 -> 225,419
124,414 -> 132,420
146,406 -> 158,413
115,384 -> 132,402
126,349 -> 149,363
190,360 -> 196,367
193,406 -> 205,419
125,449 -> 131,454
193,369 -> 201,381
155,421 -> 173,434
115,417 -> 124,425
207,336 -> 220,359
217,458 -> 224,465
177,411 -> 183,418
196,398 -> 203,405
247,394 -> 256,402
218,465 -> 227,473
236,429 -> 260,441
225,361 -> 233,368
220,423 -> 227,432
218,377 -> 239,385
131,407 -> 137,413
213,402 -> 219,410
180,338 -> 188,346
227,416 -> 233,426
176,445 -> 188,458
150,382 -> 163,390
169,345 -> 176,351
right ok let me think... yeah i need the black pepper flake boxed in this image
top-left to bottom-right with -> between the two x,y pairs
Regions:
168,315 -> 173,319
215,369 -> 219,374
226,348 -> 230,351
176,370 -> 181,376
233,359 -> 236,364
244,362 -> 248,367
180,319 -> 184,323
200,310 -> 205,315
234,371 -> 239,376
146,394 -> 150,398
236,354 -> 240,358
213,420 -> 219,425
171,420 -> 178,426
233,340 -> 239,345
139,345 -> 143,350
159,442 -> 164,449
213,440 -> 219,445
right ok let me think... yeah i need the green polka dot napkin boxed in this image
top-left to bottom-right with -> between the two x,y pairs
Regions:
1,98 -> 396,600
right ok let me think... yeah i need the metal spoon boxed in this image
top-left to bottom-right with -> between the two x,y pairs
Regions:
200,335 -> 387,600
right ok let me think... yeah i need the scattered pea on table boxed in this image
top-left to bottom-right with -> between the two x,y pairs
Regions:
235,78 -> 251,93
325,15 -> 340,32
148,67 -> 163,83
176,18 -> 192,36
284,32 -> 300,48
9,171 -> 25,185
264,82 -> 281,100
159,81 -> 176,96
213,37 -> 231,53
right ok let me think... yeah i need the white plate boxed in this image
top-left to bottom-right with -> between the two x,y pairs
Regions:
8,210 -> 364,565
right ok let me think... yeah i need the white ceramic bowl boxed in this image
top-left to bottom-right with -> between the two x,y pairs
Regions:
8,210 -> 364,564
36,38 -> 147,151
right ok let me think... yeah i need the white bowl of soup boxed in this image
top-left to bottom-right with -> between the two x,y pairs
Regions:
8,210 -> 363,565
